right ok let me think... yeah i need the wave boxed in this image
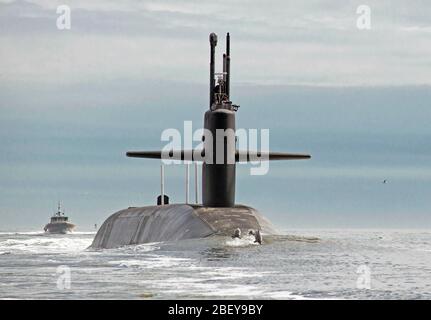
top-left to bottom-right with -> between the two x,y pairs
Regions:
0,231 -> 96,235
109,256 -> 191,269
0,236 -> 93,254
0,231 -> 45,236
225,235 -> 259,247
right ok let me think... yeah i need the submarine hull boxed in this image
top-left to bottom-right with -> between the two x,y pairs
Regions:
90,204 -> 277,249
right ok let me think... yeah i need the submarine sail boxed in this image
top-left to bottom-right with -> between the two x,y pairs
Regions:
90,33 -> 310,249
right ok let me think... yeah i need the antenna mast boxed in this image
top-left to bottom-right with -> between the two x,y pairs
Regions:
209,33 -> 217,108
226,32 -> 230,99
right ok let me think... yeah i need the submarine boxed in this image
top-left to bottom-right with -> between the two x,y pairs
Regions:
91,33 -> 310,249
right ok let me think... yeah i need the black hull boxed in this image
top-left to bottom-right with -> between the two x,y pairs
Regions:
91,204 -> 277,249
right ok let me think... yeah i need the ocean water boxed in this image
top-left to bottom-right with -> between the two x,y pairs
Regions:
0,229 -> 430,299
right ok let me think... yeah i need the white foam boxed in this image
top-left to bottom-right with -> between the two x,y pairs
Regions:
109,256 -> 192,269
225,236 -> 258,247
0,236 -> 93,254
265,290 -> 311,300
0,231 -> 45,236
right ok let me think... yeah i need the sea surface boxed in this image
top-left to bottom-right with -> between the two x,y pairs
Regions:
0,229 -> 430,299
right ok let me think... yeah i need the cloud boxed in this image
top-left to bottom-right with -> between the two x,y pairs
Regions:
0,0 -> 430,86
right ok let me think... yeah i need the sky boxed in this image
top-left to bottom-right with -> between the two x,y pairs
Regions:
0,0 -> 430,230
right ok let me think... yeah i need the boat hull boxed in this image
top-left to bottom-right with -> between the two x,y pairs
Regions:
44,222 -> 75,234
